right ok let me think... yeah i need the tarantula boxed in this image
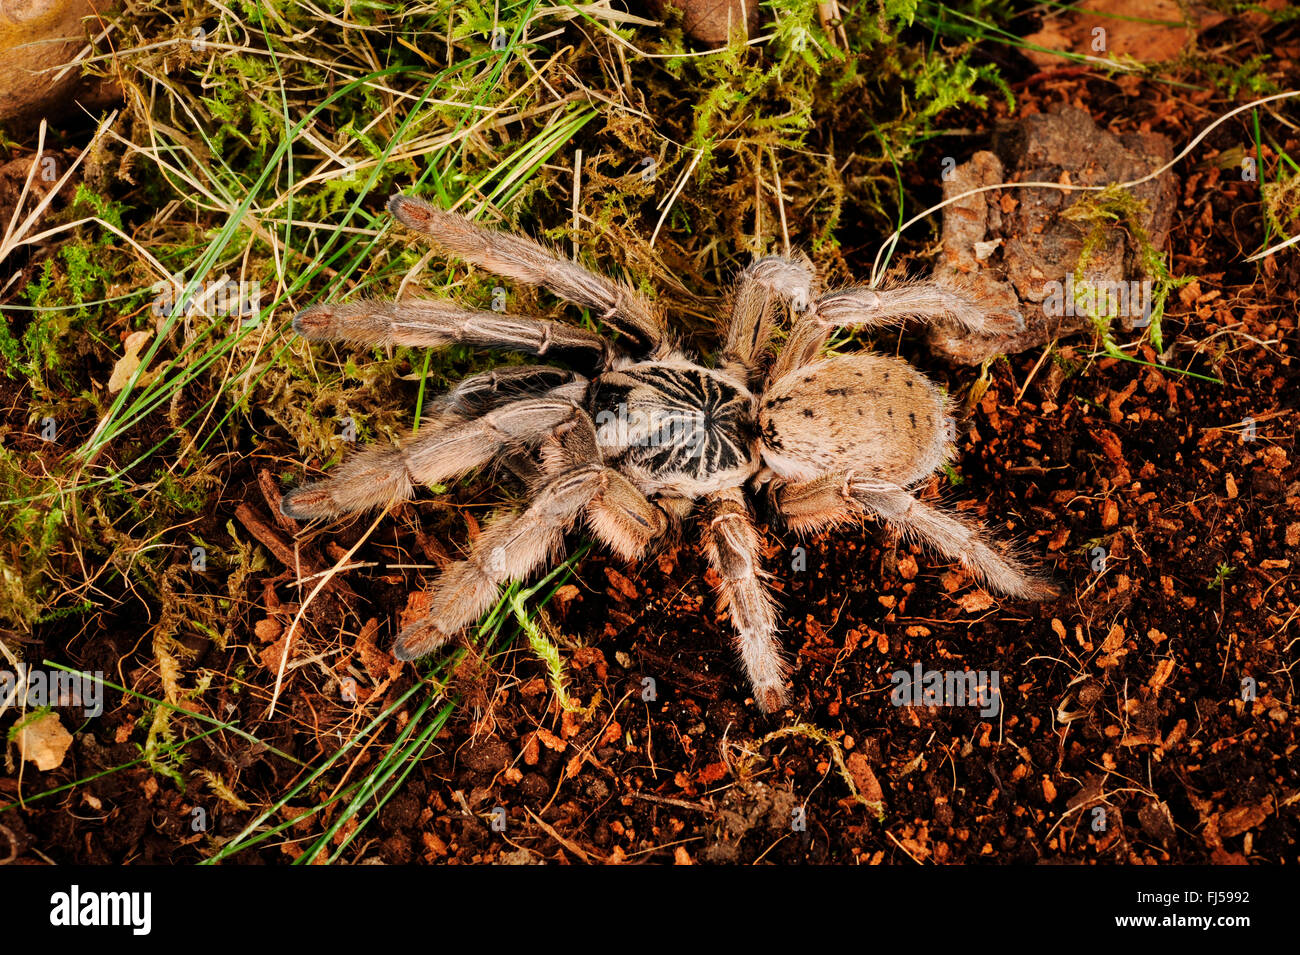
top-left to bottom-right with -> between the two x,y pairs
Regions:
281,195 -> 1056,712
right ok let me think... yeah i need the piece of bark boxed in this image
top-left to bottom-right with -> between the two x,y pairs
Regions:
928,105 -> 1176,364
257,468 -> 301,535
0,147 -> 77,233
234,502 -> 358,601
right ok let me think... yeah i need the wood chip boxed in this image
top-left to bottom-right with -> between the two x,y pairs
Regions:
1101,623 -> 1126,653
846,752 -> 884,803
1219,802 -> 1270,839
535,727 -> 567,752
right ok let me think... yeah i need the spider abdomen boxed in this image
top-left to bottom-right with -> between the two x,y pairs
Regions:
590,362 -> 760,496
758,353 -> 953,486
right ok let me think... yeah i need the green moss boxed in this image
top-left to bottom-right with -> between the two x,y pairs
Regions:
1062,184 -> 1193,354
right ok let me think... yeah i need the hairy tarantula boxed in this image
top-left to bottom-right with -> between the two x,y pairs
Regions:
281,195 -> 1056,712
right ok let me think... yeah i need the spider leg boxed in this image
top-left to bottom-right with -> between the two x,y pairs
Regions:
396,416 -> 670,659
431,365 -> 586,419
813,281 -> 1024,336
720,255 -> 814,383
536,414 -> 669,560
701,487 -> 787,713
392,463 -> 607,660
655,495 -> 696,544
767,318 -> 832,384
387,368 -> 587,445
770,472 -> 862,535
584,470 -> 669,560
775,472 -> 1057,600
388,195 -> 675,360
770,280 -> 1024,379
280,390 -> 584,521
293,299 -> 612,371
440,367 -> 590,487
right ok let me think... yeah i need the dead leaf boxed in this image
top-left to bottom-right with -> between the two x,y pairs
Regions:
0,0 -> 121,128
698,761 -> 729,786
1149,657 -> 1176,690
1020,0 -> 1204,68
521,733 -> 540,766
535,727 -> 566,752
16,712 -> 73,770
648,0 -> 758,46
604,566 -> 639,600
108,329 -> 153,393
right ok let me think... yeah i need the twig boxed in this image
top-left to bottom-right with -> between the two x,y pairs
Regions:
526,807 -> 605,863
268,506 -> 390,718
626,790 -> 713,813
650,147 -> 703,248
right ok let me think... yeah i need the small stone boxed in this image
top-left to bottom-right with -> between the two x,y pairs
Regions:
1,1 -> 121,128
